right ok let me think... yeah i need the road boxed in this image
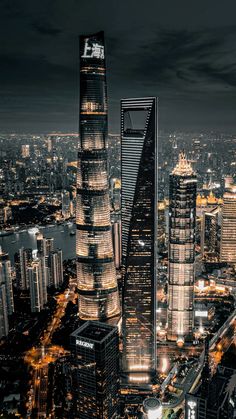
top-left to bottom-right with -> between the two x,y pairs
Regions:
161,310 -> 236,410
25,278 -> 76,418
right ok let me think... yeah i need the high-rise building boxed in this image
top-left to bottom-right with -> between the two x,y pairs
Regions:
14,247 -> 32,289
167,152 -> 196,344
70,321 -> 119,419
48,249 -> 63,288
220,185 -> 236,263
21,144 -> 30,158
0,283 -> 9,338
186,365 -> 236,419
121,97 -> 158,383
37,234 -> 54,258
61,190 -> 71,219
76,32 -> 120,321
0,248 -> 14,316
37,233 -> 54,287
201,208 -> 219,258
28,258 -> 47,313
111,213 -> 122,269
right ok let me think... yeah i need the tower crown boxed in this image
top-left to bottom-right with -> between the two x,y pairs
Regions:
172,151 -> 194,176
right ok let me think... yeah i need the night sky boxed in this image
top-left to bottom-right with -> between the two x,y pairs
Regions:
1,0 -> 236,133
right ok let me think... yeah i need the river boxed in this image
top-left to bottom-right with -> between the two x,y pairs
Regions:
0,223 -> 76,263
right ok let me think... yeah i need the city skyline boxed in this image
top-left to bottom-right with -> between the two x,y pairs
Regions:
1,1 -> 236,133
0,6 -> 236,418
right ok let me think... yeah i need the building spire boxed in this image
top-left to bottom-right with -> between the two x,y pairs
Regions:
172,150 -> 194,176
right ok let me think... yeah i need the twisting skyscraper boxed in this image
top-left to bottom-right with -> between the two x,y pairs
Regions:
167,152 -> 197,344
121,97 -> 158,383
76,32 -> 120,321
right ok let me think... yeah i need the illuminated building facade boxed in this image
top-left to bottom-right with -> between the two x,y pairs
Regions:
0,248 -> 14,316
14,247 -> 32,289
21,144 -> 30,158
28,258 -> 47,313
167,153 -> 196,343
70,321 -> 119,418
220,185 -> 236,263
0,248 -> 13,338
201,208 -> 219,258
48,249 -> 63,288
121,97 -> 158,382
76,32 -> 120,321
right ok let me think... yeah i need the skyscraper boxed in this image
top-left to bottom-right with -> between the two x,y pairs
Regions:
185,365 -> 236,419
220,185 -> 236,263
167,152 -> 196,344
0,248 -> 14,316
121,97 -> 158,383
0,248 -> 14,339
0,283 -> 9,338
76,32 -> 120,321
28,258 -> 47,313
70,321 -> 119,419
14,247 -> 32,289
37,233 -> 54,287
49,249 -> 63,288
201,208 -> 219,259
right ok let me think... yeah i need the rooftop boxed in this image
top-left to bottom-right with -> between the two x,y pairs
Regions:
172,151 -> 195,177
71,321 -> 117,343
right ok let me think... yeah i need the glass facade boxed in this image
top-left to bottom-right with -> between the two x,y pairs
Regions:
167,153 -> 196,343
220,186 -> 236,263
71,321 -> 119,419
121,98 -> 158,383
76,32 -> 120,321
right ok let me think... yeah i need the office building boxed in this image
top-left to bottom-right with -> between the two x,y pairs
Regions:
167,152 -> 196,344
121,97 -> 158,382
37,233 -> 54,258
220,185 -> 236,263
71,321 -> 119,418
76,32 -> 120,321
48,249 -> 63,288
61,190 -> 71,219
0,248 -> 14,316
201,208 -> 219,258
111,213 -> 122,269
0,283 -> 9,338
28,258 -> 47,313
14,247 -> 32,289
186,365 -> 236,419
37,233 -> 54,287
21,144 -> 30,158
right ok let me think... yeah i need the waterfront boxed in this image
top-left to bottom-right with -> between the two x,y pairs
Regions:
0,223 -> 76,262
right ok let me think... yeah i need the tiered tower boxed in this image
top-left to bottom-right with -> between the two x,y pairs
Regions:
167,152 -> 196,344
76,32 -> 120,321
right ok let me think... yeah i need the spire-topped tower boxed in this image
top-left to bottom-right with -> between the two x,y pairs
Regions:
172,151 -> 194,176
167,152 -> 197,344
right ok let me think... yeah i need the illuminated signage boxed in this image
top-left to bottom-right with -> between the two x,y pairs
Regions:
195,310 -> 208,318
82,39 -> 104,59
187,399 -> 197,419
76,339 -> 94,350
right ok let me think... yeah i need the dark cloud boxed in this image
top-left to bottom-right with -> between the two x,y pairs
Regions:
32,22 -> 62,36
0,0 -> 236,132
